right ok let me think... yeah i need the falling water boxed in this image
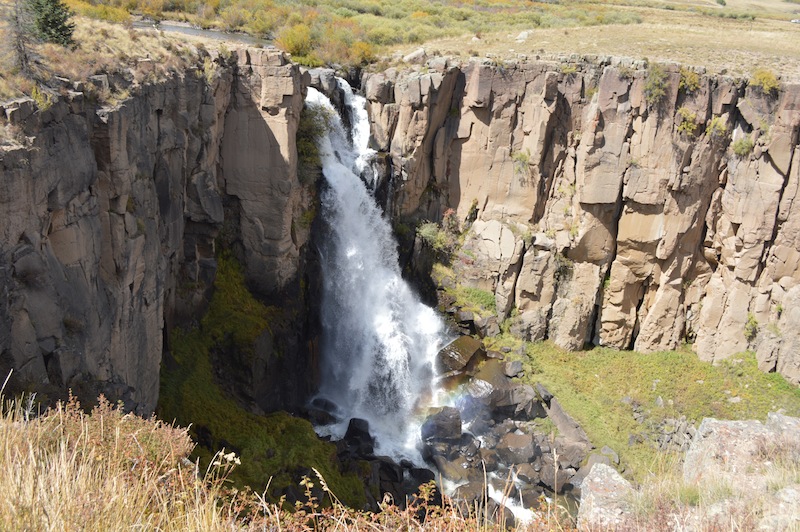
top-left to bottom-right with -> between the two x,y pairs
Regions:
306,81 -> 445,460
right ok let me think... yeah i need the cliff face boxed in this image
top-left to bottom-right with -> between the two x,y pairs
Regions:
363,58 -> 800,384
0,48 -> 312,412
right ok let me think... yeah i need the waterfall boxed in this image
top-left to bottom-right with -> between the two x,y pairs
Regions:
306,81 -> 445,461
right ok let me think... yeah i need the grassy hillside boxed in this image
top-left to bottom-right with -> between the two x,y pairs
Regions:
483,333 -> 800,483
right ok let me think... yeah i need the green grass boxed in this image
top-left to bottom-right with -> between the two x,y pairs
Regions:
159,254 -> 366,507
494,341 -> 800,483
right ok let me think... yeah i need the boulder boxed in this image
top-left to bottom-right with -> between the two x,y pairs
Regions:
436,336 -> 485,373
421,406 -> 462,441
495,432 -> 538,465
343,418 -> 375,455
577,464 -> 635,530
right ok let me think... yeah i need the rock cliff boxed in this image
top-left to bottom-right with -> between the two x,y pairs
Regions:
363,57 -> 800,384
0,48 -> 313,412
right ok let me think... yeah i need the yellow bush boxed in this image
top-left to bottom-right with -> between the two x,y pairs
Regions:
750,68 -> 780,94
275,23 -> 314,57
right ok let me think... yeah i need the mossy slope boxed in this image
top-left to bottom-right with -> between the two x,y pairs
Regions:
486,335 -> 800,482
159,255 -> 365,507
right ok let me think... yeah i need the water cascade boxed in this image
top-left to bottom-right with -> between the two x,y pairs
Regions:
306,82 -> 446,460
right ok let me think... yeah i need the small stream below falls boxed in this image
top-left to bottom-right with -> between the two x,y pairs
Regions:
306,81 -> 447,462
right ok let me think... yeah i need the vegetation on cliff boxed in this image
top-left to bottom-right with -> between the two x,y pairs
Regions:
159,254 -> 366,508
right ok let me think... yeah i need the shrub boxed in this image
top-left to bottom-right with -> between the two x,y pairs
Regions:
275,23 -> 314,57
676,107 -> 698,136
744,312 -> 758,341
417,221 -> 450,252
679,67 -> 700,93
644,63 -> 668,108
708,115 -> 728,138
732,136 -> 754,157
750,68 -> 780,95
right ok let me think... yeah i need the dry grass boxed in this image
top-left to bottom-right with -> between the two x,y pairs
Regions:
0,15 -> 206,102
0,385 -> 579,531
408,6 -> 800,81
622,437 -> 800,531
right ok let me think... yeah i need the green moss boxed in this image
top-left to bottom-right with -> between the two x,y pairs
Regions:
159,255 -> 365,508
506,342 -> 800,482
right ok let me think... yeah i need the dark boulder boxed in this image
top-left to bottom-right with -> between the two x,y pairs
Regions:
495,432 -> 539,465
431,455 -> 482,483
436,336 -> 485,373
343,418 -> 375,455
487,500 -> 516,530
421,406 -> 462,441
515,462 -> 540,484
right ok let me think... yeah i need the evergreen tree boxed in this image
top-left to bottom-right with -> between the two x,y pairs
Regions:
29,0 -> 74,47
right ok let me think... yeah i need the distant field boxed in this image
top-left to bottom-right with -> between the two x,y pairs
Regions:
417,6 -> 800,80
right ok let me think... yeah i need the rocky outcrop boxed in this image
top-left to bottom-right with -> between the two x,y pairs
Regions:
365,56 -> 800,381
0,48 -> 313,413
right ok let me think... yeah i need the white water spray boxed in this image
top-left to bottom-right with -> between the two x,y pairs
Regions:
306,82 -> 445,460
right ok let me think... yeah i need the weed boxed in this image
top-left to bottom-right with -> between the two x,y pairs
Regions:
30,85 -> 52,111
732,137 -> 754,157
417,221 -> 452,252
708,115 -> 728,139
679,67 -> 700,93
511,148 -> 531,178
750,68 -> 780,95
644,63 -> 668,108
676,106 -> 698,136
744,312 -> 758,341
618,65 -> 635,79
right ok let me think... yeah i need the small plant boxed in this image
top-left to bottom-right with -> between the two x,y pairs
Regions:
744,312 -> 758,341
750,68 -> 780,95
511,148 -> 531,176
618,65 -> 635,79
644,63 -> 668,108
676,107 -> 698,136
776,303 -> 784,318
679,68 -> 700,93
417,221 -> 451,252
561,64 -> 577,75
732,136 -> 754,157
30,85 -> 53,111
708,116 -> 728,139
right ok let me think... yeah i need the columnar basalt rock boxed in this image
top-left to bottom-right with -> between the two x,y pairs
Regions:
0,48 -> 312,412
364,56 -> 800,382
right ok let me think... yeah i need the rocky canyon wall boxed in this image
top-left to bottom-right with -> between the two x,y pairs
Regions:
363,57 -> 800,384
0,48 -> 313,412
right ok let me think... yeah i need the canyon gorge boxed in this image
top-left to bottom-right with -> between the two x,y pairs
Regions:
1,45 -> 799,518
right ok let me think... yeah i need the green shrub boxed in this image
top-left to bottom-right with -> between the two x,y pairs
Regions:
676,106 -> 698,136
744,312 -> 758,341
679,67 -> 700,93
644,63 -> 668,108
417,221 -> 450,252
750,68 -> 780,95
732,137 -> 754,157
275,23 -> 314,57
708,115 -> 728,138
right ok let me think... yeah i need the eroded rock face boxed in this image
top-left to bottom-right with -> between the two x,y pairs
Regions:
0,48 -> 312,413
366,56 -> 800,379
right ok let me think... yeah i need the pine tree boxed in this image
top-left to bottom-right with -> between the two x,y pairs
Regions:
28,0 -> 75,47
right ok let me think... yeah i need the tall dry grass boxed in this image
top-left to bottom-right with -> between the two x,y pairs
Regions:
0,379 -> 577,531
